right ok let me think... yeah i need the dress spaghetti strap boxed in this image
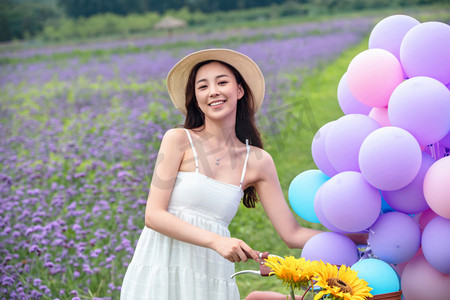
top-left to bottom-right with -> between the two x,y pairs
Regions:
183,129 -> 199,173
239,139 -> 250,189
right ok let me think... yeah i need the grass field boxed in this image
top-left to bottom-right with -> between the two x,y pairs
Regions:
1,7 -> 449,299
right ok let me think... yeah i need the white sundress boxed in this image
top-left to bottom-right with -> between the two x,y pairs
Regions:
120,128 -> 251,300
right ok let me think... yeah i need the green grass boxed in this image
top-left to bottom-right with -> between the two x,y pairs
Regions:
231,36 -> 369,299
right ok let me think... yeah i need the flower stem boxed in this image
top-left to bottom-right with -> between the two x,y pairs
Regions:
290,285 -> 296,300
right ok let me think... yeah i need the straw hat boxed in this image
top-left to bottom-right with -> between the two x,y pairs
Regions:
166,48 -> 265,115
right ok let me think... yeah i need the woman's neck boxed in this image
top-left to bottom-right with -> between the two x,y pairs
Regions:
201,118 -> 238,148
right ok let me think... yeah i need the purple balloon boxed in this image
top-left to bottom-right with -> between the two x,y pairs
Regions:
325,114 -> 380,172
381,152 -> 434,214
369,14 -> 420,61
400,22 -> 450,85
388,76 -> 450,146
311,121 -> 338,177
337,72 -> 372,115
422,216 -> 450,275
368,212 -> 421,264
320,171 -> 381,232
301,232 -> 358,266
313,183 -> 348,233
359,126 -> 422,191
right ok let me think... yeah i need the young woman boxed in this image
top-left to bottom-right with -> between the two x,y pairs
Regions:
120,49 -> 365,300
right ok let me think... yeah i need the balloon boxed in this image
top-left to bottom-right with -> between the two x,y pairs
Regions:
418,208 -> 438,231
368,107 -> 390,127
313,183 -> 349,233
288,169 -> 329,223
347,49 -> 404,108
381,152 -> 434,214
301,232 -> 358,266
401,254 -> 450,300
369,14 -> 420,61
320,171 -> 381,232
423,156 -> 450,219
388,76 -> 450,146
400,21 -> 450,85
325,114 -> 380,172
311,121 -> 338,177
337,72 -> 371,115
368,212 -> 421,264
359,126 -> 422,191
351,258 -> 400,295
421,216 -> 450,275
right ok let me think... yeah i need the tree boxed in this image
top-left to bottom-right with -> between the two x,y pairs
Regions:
0,0 -> 62,41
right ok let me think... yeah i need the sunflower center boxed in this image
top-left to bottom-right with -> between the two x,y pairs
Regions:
327,277 -> 353,294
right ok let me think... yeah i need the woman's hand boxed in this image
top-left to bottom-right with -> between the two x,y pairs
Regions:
211,236 -> 260,263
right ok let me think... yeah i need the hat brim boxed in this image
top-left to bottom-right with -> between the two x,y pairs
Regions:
167,48 -> 265,115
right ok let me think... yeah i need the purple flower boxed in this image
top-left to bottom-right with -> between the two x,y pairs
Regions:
33,278 -> 42,286
29,244 -> 42,256
90,248 -> 102,258
1,276 -> 14,286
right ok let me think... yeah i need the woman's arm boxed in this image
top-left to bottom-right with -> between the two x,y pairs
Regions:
144,128 -> 259,262
252,150 -> 322,249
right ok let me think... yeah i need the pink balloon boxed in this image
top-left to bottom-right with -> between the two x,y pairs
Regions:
359,126 -> 422,191
400,21 -> 450,85
369,14 -> 420,61
368,212 -> 421,264
337,72 -> 371,115
369,107 -> 390,127
325,114 -> 380,172
422,216 -> 450,275
388,76 -> 450,146
401,254 -> 450,300
320,171 -> 381,232
311,121 -> 338,177
423,156 -> 450,219
347,49 -> 404,108
381,152 -> 434,214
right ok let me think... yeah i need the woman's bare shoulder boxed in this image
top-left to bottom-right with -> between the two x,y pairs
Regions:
161,128 -> 188,146
249,146 -> 275,168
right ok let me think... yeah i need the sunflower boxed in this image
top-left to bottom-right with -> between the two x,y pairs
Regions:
313,261 -> 373,300
264,255 -> 318,290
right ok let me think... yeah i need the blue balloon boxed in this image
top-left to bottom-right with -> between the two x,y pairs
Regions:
351,258 -> 400,295
288,169 -> 330,223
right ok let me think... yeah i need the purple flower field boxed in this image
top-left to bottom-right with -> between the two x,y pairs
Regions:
0,17 -> 374,299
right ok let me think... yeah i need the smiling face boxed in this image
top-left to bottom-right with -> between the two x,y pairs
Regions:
194,61 -> 244,120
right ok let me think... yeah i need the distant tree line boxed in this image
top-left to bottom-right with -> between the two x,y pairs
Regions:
0,0 -> 447,42
55,0 -> 287,17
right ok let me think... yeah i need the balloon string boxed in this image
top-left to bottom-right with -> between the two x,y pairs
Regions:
429,143 -> 436,160
436,142 -> 440,159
